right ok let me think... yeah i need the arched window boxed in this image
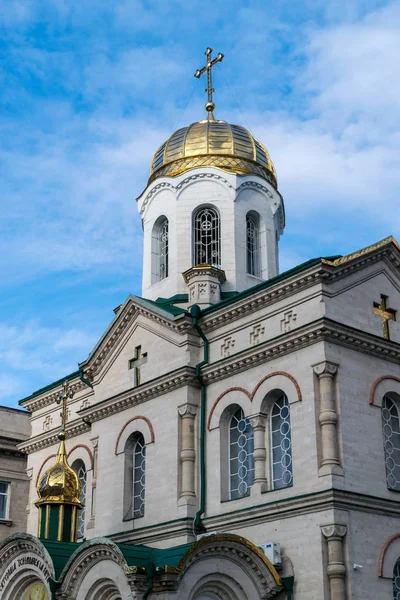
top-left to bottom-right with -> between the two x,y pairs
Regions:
71,459 -> 87,539
271,394 -> 293,489
393,557 -> 400,599
246,212 -> 260,277
193,207 -> 221,267
152,216 -> 168,283
229,408 -> 254,499
124,433 -> 146,520
382,394 -> 400,490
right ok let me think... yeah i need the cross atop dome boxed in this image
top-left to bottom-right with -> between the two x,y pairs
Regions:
194,47 -> 224,119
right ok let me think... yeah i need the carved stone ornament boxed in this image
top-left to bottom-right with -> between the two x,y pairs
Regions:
249,415 -> 267,430
178,404 -> 197,417
313,361 -> 338,378
321,524 -> 347,539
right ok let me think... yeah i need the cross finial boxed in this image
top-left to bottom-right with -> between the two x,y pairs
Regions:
56,380 -> 75,439
373,294 -> 397,340
194,47 -> 224,119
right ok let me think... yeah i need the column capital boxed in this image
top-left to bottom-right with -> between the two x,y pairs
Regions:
313,361 -> 339,378
321,523 -> 347,539
90,435 -> 99,449
178,403 -> 197,417
249,414 -> 267,430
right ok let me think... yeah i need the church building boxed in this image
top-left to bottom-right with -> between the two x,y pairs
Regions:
1,48 -> 400,600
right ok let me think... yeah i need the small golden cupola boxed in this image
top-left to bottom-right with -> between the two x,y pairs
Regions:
35,381 -> 84,543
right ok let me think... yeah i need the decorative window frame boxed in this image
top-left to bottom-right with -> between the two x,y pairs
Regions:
192,205 -> 221,268
71,459 -> 87,540
382,392 -> 400,492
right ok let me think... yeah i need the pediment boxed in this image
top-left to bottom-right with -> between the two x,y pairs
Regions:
79,295 -> 192,390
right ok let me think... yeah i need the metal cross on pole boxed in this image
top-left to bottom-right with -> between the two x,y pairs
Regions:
56,380 -> 75,437
194,47 -> 224,117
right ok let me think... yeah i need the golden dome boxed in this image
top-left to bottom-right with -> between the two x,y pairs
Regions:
35,435 -> 83,507
149,118 -> 277,188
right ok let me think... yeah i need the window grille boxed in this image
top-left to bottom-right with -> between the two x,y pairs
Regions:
382,395 -> 400,490
246,213 -> 260,277
72,461 -> 86,539
271,394 -> 293,489
229,408 -> 254,499
156,218 -> 168,281
194,207 -> 221,267
133,434 -> 146,518
393,557 -> 400,599
0,482 -> 9,519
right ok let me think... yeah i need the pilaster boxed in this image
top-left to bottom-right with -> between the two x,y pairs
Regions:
321,523 -> 347,600
178,404 -> 197,506
313,361 -> 343,476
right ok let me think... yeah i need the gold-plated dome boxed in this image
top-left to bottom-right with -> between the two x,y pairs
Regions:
35,435 -> 82,507
149,118 -> 277,188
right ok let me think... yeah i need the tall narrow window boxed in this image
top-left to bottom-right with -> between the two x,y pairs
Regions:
133,434 -> 146,517
382,394 -> 400,490
229,408 -> 254,499
246,212 -> 260,277
124,433 -> 146,520
271,394 -> 293,489
194,207 -> 221,267
394,558 -> 400,599
152,217 -> 168,283
72,460 -> 87,539
0,482 -> 9,519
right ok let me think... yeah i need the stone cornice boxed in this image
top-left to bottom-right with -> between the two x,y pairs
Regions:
78,366 -> 198,424
18,421 -> 91,455
202,317 -> 400,384
204,488 -> 400,533
201,240 -> 400,332
20,379 -> 87,413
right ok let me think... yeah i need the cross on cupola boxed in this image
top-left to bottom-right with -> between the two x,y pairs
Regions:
56,380 -> 75,437
194,47 -> 224,118
373,294 -> 397,340
129,345 -> 148,386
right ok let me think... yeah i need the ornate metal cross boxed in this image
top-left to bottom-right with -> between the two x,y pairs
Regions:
56,380 -> 75,435
373,294 -> 397,339
194,47 -> 224,115
129,345 -> 148,386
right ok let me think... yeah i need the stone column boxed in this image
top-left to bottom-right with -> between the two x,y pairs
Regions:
178,404 -> 197,506
313,361 -> 343,476
250,415 -> 268,493
321,524 -> 347,600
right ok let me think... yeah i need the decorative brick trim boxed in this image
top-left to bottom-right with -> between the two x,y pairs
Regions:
207,371 -> 302,430
115,416 -> 155,455
35,454 -> 56,486
68,444 -> 94,469
378,533 -> 400,577
369,375 -> 400,405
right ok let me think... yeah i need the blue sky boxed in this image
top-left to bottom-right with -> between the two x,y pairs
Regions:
1,0 -> 399,407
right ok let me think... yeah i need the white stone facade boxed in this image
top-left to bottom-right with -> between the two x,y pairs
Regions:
0,234 -> 398,599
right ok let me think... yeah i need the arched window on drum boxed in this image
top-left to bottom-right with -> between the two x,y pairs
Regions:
71,459 -> 87,539
229,408 -> 254,499
270,394 -> 293,489
151,216 -> 169,283
193,206 -> 221,267
382,393 -> 400,491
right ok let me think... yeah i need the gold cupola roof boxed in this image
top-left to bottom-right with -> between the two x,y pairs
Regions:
35,433 -> 83,507
149,117 -> 277,188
